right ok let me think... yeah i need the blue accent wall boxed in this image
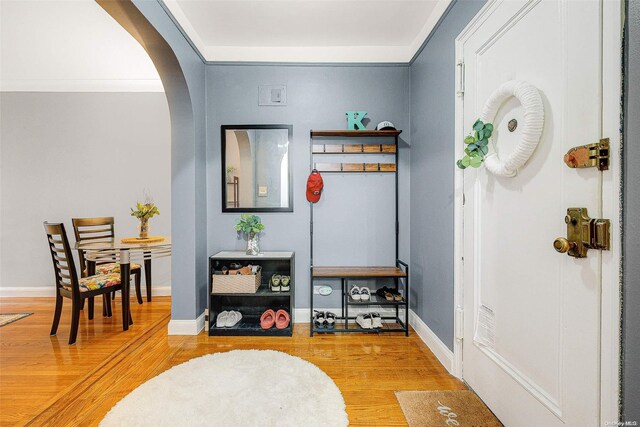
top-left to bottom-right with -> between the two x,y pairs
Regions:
206,64 -> 411,309
409,0 -> 486,350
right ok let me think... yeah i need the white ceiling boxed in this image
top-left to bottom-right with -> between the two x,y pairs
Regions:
0,0 -> 453,91
165,0 -> 453,63
0,0 -> 161,92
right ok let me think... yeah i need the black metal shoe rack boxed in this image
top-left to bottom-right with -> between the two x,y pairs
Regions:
309,129 -> 410,336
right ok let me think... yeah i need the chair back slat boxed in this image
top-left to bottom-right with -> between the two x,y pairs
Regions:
77,227 -> 112,235
76,234 -> 113,242
72,217 -> 116,274
43,222 -> 79,295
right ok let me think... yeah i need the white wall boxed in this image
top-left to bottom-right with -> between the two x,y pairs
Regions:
0,0 -> 161,92
0,92 -> 171,293
0,0 -> 170,295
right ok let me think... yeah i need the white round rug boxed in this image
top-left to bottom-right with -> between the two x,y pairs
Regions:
100,350 -> 348,427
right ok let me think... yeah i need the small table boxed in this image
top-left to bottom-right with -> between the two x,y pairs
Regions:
75,238 -> 171,330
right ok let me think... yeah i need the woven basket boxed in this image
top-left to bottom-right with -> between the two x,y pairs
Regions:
212,267 -> 262,294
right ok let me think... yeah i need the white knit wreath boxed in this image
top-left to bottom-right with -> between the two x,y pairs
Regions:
480,80 -> 544,177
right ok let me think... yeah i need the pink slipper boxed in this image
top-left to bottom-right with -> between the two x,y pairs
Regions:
275,309 -> 290,329
260,309 -> 276,329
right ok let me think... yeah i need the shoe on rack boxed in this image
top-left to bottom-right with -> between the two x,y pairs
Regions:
376,286 -> 390,298
313,310 -> 326,330
225,310 -> 243,327
359,287 -> 371,301
270,275 -> 281,292
280,276 -> 291,291
370,312 -> 383,328
392,289 -> 404,302
216,311 -> 230,328
325,312 -> 337,329
356,313 -> 372,329
275,309 -> 290,329
260,309 -> 276,329
350,286 -> 362,301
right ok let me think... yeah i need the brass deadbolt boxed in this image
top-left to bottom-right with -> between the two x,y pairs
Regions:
554,208 -> 610,258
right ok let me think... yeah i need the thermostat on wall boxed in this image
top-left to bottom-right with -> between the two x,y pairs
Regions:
259,85 -> 287,106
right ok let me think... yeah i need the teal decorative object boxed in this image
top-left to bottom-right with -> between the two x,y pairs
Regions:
346,111 -> 368,130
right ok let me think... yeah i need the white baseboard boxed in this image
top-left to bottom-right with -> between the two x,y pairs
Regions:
408,309 -> 454,373
167,311 -> 205,336
0,286 -> 172,298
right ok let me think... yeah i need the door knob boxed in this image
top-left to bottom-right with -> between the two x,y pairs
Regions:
553,237 -> 575,253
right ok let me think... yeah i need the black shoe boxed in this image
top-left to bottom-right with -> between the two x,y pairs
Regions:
376,286 -> 390,298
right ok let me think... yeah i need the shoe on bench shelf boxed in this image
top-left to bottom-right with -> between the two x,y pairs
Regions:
270,275 -> 282,292
280,276 -> 291,292
370,312 -> 383,328
325,312 -> 336,329
356,313 -> 372,329
313,310 -> 326,330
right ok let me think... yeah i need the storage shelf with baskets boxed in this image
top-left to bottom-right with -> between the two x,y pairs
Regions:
309,129 -> 409,336
208,251 -> 294,337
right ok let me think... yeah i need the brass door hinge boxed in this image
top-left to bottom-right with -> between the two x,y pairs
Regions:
564,138 -> 609,171
553,208 -> 610,258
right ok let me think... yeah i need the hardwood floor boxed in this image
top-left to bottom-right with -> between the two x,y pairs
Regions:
0,296 -> 464,426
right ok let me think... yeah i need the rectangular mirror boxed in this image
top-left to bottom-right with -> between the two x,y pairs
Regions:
222,124 -> 293,212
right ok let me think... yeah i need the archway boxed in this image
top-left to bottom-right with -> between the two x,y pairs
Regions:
98,0 -> 207,331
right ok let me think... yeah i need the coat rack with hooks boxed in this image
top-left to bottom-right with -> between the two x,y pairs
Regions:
308,128 -> 409,336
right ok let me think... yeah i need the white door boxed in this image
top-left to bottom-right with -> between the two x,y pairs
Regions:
458,1 -> 608,426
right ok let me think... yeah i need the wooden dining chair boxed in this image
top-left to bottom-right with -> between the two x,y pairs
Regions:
44,222 -> 130,345
71,217 -> 145,305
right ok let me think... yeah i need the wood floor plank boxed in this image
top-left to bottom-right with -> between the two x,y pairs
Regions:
1,296 -> 464,426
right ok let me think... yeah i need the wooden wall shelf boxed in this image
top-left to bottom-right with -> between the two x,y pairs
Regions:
310,130 -> 402,137
312,144 -> 396,154
313,162 -> 397,173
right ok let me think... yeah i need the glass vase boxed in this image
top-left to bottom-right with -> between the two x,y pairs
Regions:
246,232 -> 259,255
139,218 -> 149,239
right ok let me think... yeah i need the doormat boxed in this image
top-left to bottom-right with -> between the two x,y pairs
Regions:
395,390 -> 503,427
0,313 -> 32,327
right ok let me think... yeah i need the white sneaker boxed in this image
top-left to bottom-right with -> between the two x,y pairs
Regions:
216,311 -> 230,327
225,310 -> 242,327
370,312 -> 383,328
356,313 -> 372,329
350,286 -> 362,301
359,287 -> 371,301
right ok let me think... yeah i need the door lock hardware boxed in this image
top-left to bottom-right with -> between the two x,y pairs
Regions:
563,138 -> 609,171
553,208 -> 610,258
